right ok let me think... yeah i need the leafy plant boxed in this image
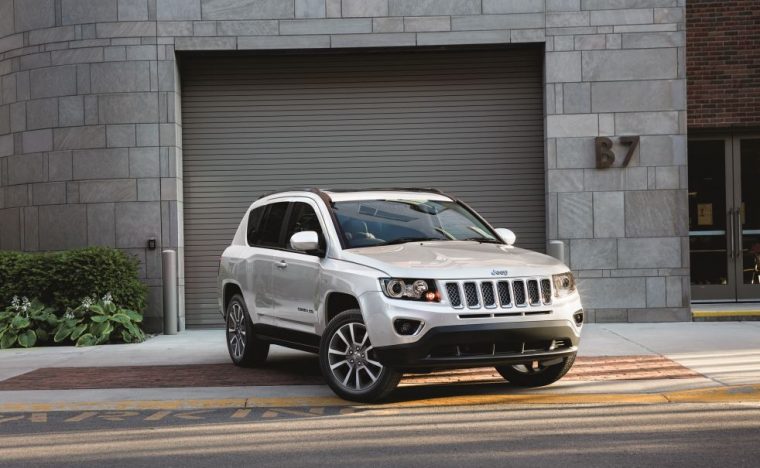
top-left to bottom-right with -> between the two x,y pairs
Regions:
0,296 -> 60,349
53,294 -> 145,347
0,248 -> 147,314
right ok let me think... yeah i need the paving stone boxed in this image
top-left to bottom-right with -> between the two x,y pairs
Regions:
618,236 -> 681,268
7,153 -> 46,184
99,93 -> 158,124
30,65 -> 77,99
48,151 -> 74,181
591,80 -> 685,113
22,129 -> 53,153
593,191 -> 625,238
200,0 -> 295,20
582,48 -> 676,81
237,35 -> 331,49
91,61 -> 151,93
58,96 -> 85,127
452,13 -> 545,31
558,192 -> 592,238
54,125 -> 106,150
115,201 -> 161,248
87,203 -> 116,246
38,204 -> 88,250
26,98 -> 59,130
15,0 -> 55,31
73,148 -> 130,179
32,182 -> 67,205
79,178 -> 137,203
156,0 -> 201,20
118,0 -> 150,21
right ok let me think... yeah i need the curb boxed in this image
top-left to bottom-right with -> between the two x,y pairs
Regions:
2,385 -> 759,412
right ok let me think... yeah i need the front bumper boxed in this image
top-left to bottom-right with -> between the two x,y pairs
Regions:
373,320 -> 578,370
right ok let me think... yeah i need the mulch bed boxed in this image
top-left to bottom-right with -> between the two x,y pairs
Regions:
0,355 -> 701,391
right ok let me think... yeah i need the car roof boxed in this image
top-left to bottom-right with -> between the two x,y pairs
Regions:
258,188 -> 454,203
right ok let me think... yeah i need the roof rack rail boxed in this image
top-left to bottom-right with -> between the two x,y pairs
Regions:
256,187 -> 325,200
322,187 -> 446,195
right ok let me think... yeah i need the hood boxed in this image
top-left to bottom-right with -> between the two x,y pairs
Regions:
339,241 -> 570,279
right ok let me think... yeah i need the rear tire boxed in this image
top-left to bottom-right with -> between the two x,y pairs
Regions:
319,309 -> 401,402
226,294 -> 269,367
495,352 -> 576,387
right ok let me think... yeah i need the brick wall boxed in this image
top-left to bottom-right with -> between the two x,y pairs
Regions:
686,0 -> 760,128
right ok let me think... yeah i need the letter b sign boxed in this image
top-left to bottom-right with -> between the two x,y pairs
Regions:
594,136 -> 640,169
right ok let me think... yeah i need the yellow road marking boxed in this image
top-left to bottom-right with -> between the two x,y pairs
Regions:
692,310 -> 760,317
144,410 -> 171,421
2,385 -> 759,414
231,409 -> 251,418
65,412 -> 97,422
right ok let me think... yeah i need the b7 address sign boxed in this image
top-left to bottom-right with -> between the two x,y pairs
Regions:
595,136 -> 640,169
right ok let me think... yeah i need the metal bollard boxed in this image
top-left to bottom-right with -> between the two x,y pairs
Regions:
162,249 -> 178,335
548,240 -> 566,265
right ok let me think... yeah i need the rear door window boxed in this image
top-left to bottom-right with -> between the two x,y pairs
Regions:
250,202 -> 289,248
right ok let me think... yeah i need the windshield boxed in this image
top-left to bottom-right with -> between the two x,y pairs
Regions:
333,199 -> 501,249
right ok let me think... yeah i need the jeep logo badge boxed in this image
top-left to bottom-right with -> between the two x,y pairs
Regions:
491,269 -> 509,276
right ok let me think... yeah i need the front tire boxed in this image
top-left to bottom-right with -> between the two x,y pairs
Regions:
226,294 -> 269,367
319,309 -> 401,402
495,352 -> 576,387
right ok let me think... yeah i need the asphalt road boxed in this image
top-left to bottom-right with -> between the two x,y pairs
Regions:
2,402 -> 760,467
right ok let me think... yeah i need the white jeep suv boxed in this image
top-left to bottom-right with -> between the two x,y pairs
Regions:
218,188 -> 583,402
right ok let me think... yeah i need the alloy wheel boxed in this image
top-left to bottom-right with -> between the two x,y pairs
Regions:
227,302 -> 246,360
327,322 -> 384,392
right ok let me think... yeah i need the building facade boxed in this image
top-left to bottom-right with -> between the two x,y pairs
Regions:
0,0 -> 690,330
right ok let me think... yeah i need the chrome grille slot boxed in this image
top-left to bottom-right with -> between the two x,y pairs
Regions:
527,280 -> 540,305
481,282 -> 496,308
497,281 -> 511,307
446,283 -> 462,308
513,280 -> 526,306
463,282 -> 479,308
541,279 -> 552,304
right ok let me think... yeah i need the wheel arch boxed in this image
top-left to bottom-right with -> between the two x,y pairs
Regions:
222,281 -> 244,319
324,291 -> 361,325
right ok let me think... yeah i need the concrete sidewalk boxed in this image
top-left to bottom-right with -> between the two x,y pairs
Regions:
1,322 -> 760,411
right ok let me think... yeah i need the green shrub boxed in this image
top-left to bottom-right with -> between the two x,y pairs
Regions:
53,294 -> 145,347
0,247 -> 147,314
0,297 -> 59,348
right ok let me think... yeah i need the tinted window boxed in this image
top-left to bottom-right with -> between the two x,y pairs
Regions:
253,202 -> 289,248
246,206 -> 266,246
283,202 -> 324,251
333,199 -> 499,249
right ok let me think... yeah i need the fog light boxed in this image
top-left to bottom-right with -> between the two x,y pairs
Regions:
394,319 -> 422,336
573,310 -> 584,326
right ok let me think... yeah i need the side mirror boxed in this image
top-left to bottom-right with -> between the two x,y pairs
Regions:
495,228 -> 516,246
290,231 -> 320,252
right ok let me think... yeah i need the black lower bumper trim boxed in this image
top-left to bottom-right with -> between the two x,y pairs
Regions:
374,320 -> 579,370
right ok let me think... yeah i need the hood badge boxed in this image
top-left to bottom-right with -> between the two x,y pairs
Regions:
491,269 -> 509,276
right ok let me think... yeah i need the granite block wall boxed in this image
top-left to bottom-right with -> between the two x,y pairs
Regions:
0,0 -> 689,326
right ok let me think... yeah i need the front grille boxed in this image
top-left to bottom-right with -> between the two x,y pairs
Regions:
446,283 -> 462,308
444,277 -> 552,312
463,282 -> 479,307
527,280 -> 540,305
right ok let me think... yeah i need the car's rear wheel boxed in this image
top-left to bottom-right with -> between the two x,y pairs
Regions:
495,352 -> 576,387
319,310 -> 401,402
226,294 -> 269,367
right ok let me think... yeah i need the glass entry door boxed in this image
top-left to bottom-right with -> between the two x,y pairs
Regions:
689,136 -> 760,302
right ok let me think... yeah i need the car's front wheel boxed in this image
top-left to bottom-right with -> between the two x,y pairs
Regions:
226,294 -> 269,367
495,353 -> 576,387
319,310 -> 401,402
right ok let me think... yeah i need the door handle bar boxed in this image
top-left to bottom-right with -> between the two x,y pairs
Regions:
728,209 -> 735,259
276,260 -> 288,269
735,208 -> 742,259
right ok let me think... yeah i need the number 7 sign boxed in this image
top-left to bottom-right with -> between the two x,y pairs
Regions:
595,136 -> 640,169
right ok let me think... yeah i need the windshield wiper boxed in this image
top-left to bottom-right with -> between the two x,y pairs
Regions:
378,237 -> 445,246
461,237 -> 503,244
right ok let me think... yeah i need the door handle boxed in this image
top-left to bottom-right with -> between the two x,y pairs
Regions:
276,260 -> 288,269
728,209 -> 735,259
735,208 -> 742,259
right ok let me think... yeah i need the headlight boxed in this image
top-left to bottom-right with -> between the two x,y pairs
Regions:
552,272 -> 576,297
381,279 -> 440,302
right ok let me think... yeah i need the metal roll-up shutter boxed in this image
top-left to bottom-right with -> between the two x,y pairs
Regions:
181,47 -> 545,327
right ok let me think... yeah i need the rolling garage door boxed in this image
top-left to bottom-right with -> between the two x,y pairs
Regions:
181,47 -> 545,327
